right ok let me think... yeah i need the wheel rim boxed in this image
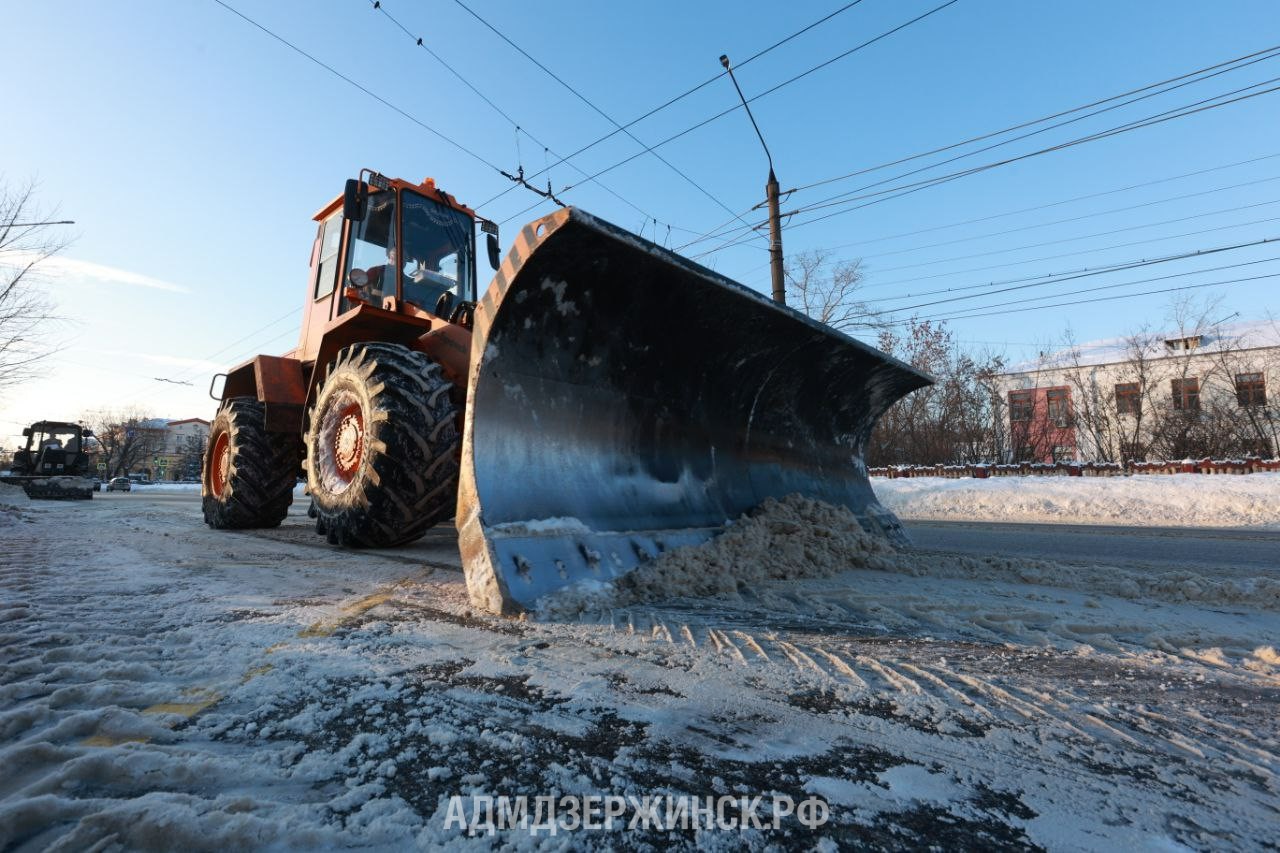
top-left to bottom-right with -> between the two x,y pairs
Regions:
315,389 -> 365,494
333,403 -> 365,482
210,431 -> 231,498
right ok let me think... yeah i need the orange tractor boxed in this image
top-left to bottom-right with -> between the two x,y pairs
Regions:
202,170 -> 929,614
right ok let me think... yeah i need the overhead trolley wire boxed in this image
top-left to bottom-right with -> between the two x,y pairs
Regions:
735,151 -> 1280,276
208,0 -> 505,174
447,0 -> 756,233
792,43 -> 1280,197
842,212 -> 1280,293
473,0 -> 874,210
679,45 -> 1280,253
860,237 -> 1278,313
558,0 -> 962,207
897,266 -> 1280,326
694,76 -> 1280,259
365,1 -> 700,237
858,237 -> 1280,305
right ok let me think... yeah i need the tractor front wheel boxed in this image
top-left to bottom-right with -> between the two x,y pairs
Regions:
305,343 -> 460,547
202,397 -> 302,529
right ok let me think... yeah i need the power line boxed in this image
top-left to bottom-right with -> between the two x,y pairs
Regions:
867,237 -> 1277,313
790,75 -> 1280,221
736,151 -> 1280,276
447,0 -> 754,232
863,198 -> 1280,276
901,267 -> 1279,326
841,212 -> 1280,294
474,0 -> 874,210
555,0 -> 962,205
366,0 -> 698,234
696,77 -> 1280,258
850,174 -> 1280,264
691,65 -> 1280,256
862,237 -> 1279,306
791,43 -> 1280,198
208,0 -> 505,175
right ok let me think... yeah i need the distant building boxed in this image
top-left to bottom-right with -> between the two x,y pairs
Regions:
159,418 -> 210,480
127,417 -> 210,480
994,321 -> 1279,463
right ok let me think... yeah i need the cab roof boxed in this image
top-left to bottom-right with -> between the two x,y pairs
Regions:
313,175 -> 478,222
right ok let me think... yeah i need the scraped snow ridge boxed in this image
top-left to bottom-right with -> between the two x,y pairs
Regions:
539,492 -> 1280,617
877,473 -> 1280,528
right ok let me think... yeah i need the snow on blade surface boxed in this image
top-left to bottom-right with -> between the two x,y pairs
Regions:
877,472 -> 1280,528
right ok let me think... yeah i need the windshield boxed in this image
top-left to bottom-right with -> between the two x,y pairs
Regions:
346,189 -> 398,304
400,189 -> 474,309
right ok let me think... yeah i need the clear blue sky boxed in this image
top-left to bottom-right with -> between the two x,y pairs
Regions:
3,0 -> 1278,447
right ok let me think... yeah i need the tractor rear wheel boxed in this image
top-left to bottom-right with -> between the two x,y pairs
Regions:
304,343 -> 460,547
202,397 -> 302,529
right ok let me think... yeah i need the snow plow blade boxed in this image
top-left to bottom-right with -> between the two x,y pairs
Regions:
457,208 -> 932,615
1,475 -> 94,500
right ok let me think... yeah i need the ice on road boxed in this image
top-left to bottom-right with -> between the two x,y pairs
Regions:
1,485 -> 1278,850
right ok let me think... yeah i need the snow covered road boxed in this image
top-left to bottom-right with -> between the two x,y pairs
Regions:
2,489 -> 1278,850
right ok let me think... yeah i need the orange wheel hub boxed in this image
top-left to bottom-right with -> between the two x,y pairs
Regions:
332,403 -> 365,481
210,431 -> 231,497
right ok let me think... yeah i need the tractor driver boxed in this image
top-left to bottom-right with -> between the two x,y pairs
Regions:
401,241 -> 459,315
347,245 -> 397,305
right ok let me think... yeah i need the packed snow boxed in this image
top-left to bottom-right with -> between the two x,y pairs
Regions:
1,485 -> 1277,849
877,471 -> 1280,528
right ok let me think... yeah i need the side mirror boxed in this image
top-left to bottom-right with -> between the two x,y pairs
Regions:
343,179 -> 368,222
82,429 -> 93,437
487,232 -> 501,270
22,428 -> 31,437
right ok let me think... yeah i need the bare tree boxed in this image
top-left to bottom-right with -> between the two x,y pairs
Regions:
784,249 -> 881,333
178,433 -> 207,480
868,319 -> 1007,464
84,409 -> 162,478
0,179 -> 70,393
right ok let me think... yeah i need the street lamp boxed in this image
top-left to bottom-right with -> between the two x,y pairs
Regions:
720,54 -> 785,305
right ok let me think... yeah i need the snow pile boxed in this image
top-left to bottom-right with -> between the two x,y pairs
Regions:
539,492 -> 1280,617
877,473 -> 1280,528
0,482 -> 30,526
621,494 -> 899,600
538,494 -> 897,617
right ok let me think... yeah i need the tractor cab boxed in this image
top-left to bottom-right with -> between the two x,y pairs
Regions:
11,421 -> 93,477
341,180 -> 475,317
295,171 -> 500,377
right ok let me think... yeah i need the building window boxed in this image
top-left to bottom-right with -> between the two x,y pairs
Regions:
1009,391 -> 1034,422
1164,335 -> 1202,352
1046,389 -> 1071,427
1171,377 -> 1200,411
1015,445 -> 1036,462
1120,441 -> 1143,462
1236,372 -> 1266,407
1114,382 -> 1140,415
1051,445 -> 1075,462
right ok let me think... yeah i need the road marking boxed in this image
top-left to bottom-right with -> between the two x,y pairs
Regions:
297,577 -> 417,638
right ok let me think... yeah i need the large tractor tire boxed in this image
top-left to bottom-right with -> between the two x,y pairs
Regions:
203,398 -> 302,529
305,343 -> 460,548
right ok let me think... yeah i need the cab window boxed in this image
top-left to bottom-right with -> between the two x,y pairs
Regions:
313,212 -> 343,299
342,190 -> 398,311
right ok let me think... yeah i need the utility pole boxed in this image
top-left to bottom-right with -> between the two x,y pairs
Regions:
720,54 -> 785,305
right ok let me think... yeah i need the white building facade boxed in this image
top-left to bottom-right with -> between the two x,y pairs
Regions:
993,322 -> 1279,463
